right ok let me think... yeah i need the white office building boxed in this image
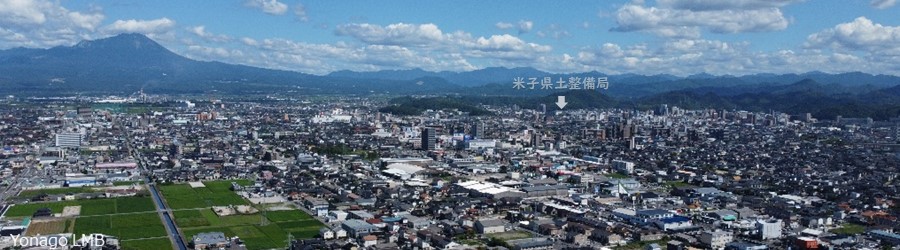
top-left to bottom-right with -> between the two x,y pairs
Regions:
756,219 -> 783,240
55,132 -> 84,148
613,160 -> 635,174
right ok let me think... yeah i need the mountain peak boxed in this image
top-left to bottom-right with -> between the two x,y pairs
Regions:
74,33 -> 165,51
792,78 -> 819,86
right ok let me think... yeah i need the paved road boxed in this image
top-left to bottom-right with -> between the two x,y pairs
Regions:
0,167 -> 34,204
124,124 -> 186,250
148,181 -> 188,250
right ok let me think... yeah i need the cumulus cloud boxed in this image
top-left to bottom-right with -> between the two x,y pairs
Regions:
471,34 -> 549,52
495,20 -> 533,34
335,23 -> 445,46
656,0 -> 801,11
221,22 -> 553,73
240,37 -> 259,46
0,0 -> 104,48
6,0 -> 897,78
534,35 -> 900,76
612,0 -> 796,38
335,22 -> 551,62
187,45 -> 244,59
103,18 -> 176,35
238,37 -> 476,74
806,17 -> 900,56
245,0 -> 288,15
871,0 -> 897,9
189,26 -> 231,43
517,20 -> 533,34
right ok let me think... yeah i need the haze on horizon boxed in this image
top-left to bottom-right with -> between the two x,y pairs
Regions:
1,0 -> 899,76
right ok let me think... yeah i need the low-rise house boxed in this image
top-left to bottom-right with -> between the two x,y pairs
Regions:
342,219 -> 380,238
362,235 -> 378,248
700,230 -> 733,250
192,232 -> 229,250
475,219 -> 506,234
319,228 -> 334,240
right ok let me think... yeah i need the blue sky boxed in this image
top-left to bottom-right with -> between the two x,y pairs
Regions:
2,0 -> 899,75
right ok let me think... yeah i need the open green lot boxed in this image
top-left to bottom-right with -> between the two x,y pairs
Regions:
116,196 -> 156,213
158,181 -> 249,209
174,208 -> 323,249
73,212 -> 168,240
264,210 -> 314,222
121,238 -> 173,250
160,180 -> 323,249
199,209 -> 263,226
18,187 -> 98,197
831,223 -> 866,235
5,196 -> 155,217
11,196 -> 168,248
173,210 -> 211,227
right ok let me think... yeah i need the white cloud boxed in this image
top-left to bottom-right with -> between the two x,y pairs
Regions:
293,3 -> 308,21
472,35 -> 542,51
187,45 -> 244,59
612,1 -> 796,37
517,20 -> 533,34
238,37 -> 476,74
240,37 -> 259,46
871,0 -> 897,9
103,18 -> 176,35
0,0 -> 104,48
335,23 -> 445,46
0,0 -> 51,26
537,24 -> 571,39
334,22 -> 551,62
539,36 -> 900,76
67,11 -> 105,31
806,17 -> 900,55
495,20 -> 533,34
5,0 -> 897,77
189,26 -> 231,43
656,0 -> 802,11
244,0 -> 288,15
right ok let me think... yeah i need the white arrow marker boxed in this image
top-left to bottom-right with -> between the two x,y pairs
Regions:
555,95 -> 567,109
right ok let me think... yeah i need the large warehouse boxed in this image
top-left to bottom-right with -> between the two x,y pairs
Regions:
455,180 -> 525,199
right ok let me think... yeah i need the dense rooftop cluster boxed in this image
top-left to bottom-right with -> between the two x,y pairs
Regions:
1,96 -> 900,250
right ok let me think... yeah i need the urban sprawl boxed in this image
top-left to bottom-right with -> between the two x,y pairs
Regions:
1,95 -> 899,250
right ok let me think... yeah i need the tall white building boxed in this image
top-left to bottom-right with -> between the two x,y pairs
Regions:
756,219 -> 783,240
55,132 -> 83,148
613,160 -> 635,174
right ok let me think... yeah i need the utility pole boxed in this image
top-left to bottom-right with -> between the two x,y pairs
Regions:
286,233 -> 294,249
259,201 -> 268,226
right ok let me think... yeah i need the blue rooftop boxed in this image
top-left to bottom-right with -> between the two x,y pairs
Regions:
871,230 -> 900,240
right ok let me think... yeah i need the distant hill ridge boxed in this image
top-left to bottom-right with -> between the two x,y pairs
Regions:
1,33 -> 899,106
